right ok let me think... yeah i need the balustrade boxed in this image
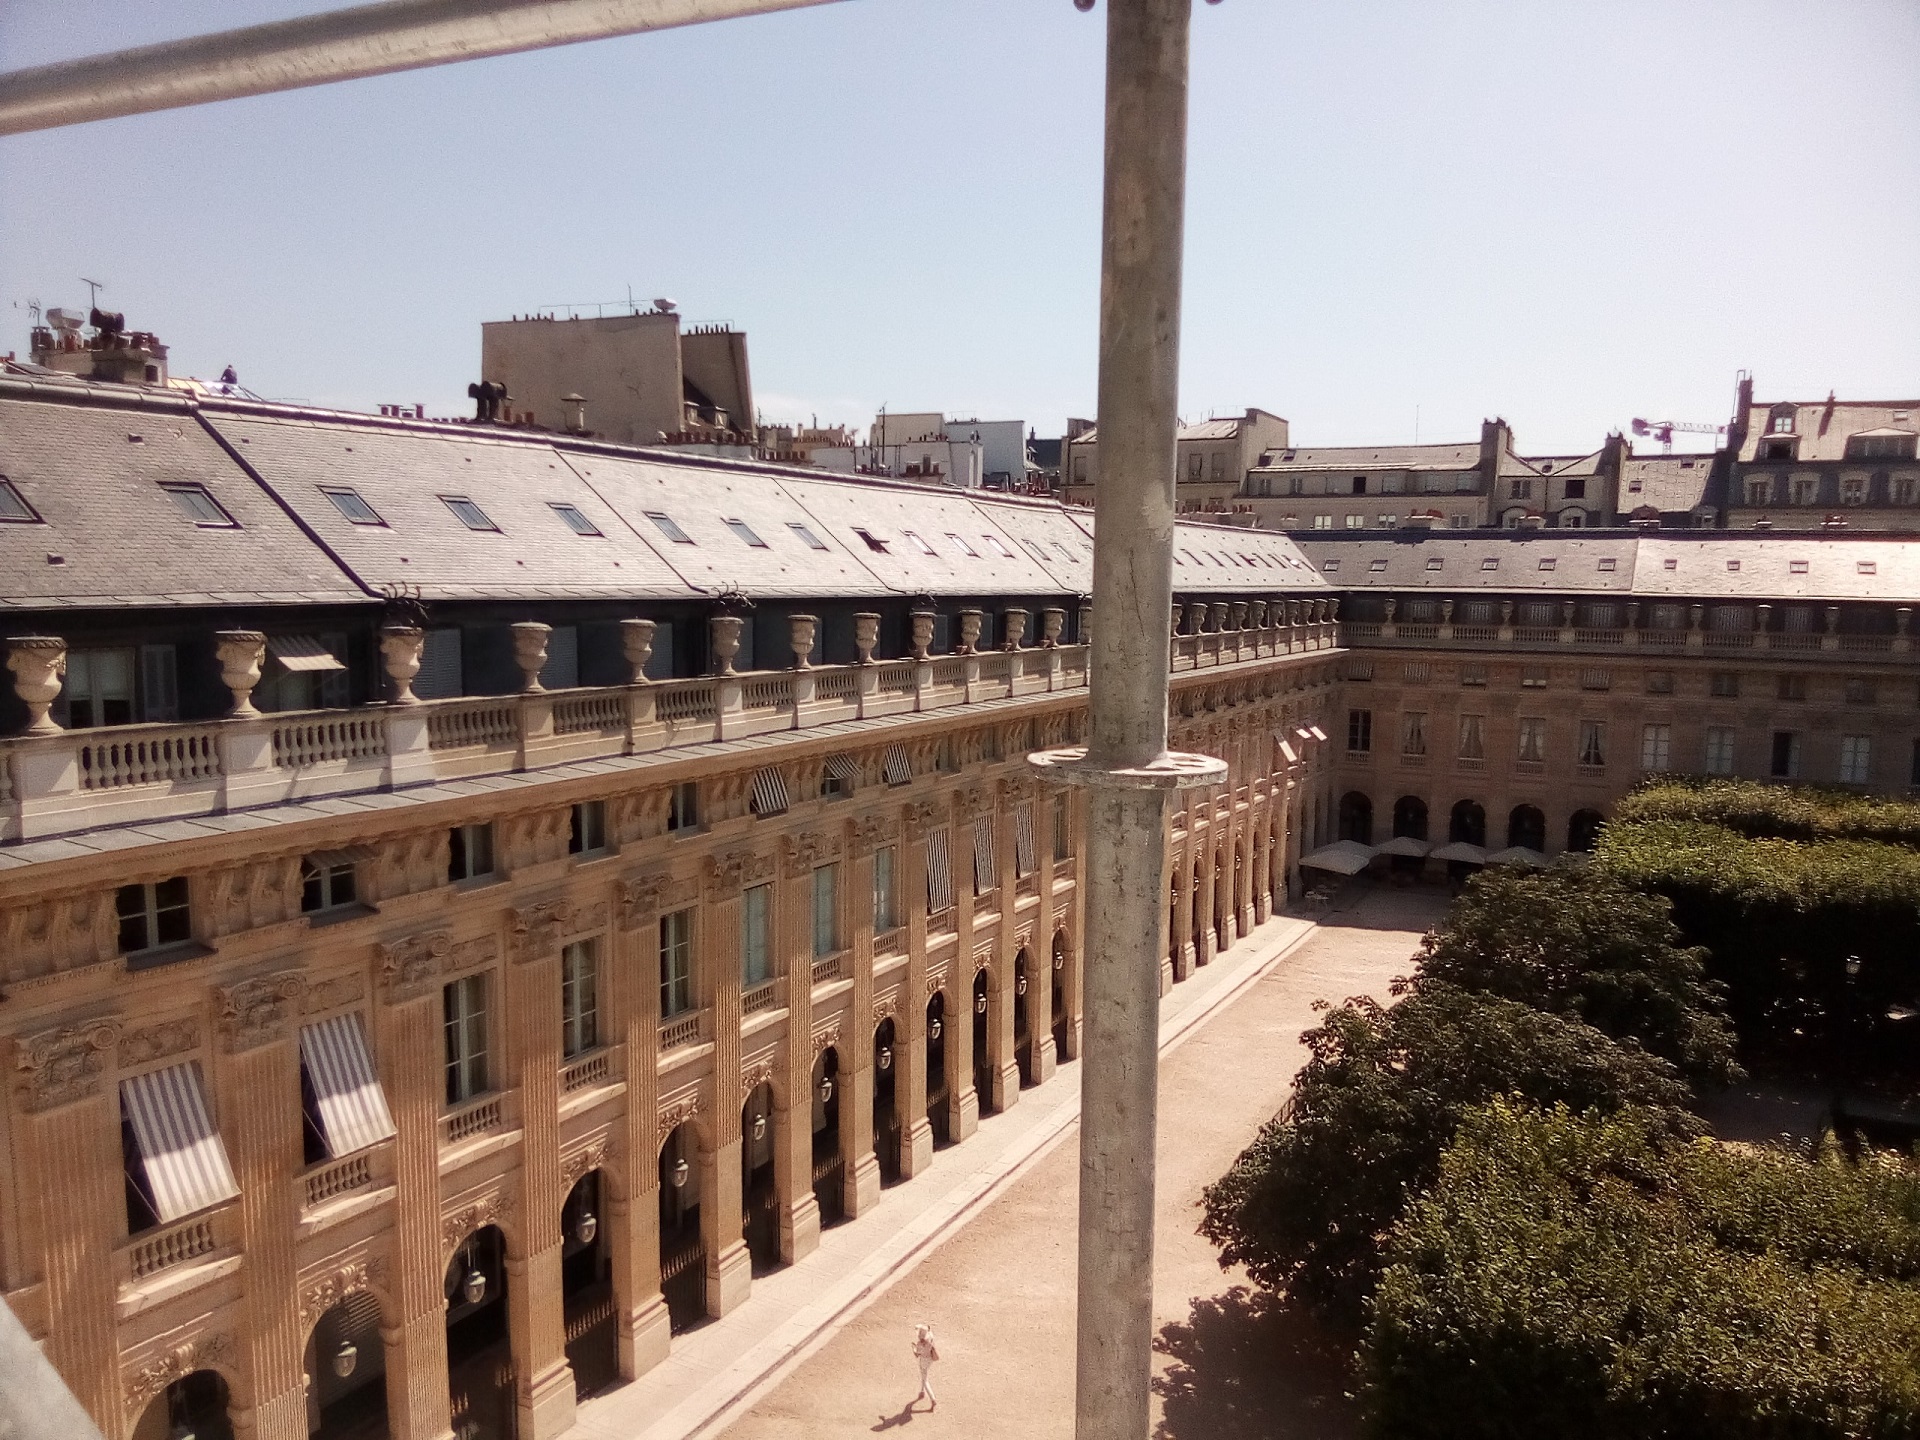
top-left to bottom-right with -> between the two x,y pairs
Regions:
273,713 -> 387,768
302,1151 -> 373,1207
443,1096 -> 502,1144
79,725 -> 221,789
659,1012 -> 702,1050
561,1050 -> 611,1093
127,1214 -> 217,1280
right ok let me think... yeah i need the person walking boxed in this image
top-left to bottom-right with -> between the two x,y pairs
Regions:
911,1323 -> 940,1411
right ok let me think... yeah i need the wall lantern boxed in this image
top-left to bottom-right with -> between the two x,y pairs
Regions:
331,1339 -> 359,1379
462,1269 -> 488,1305
928,1016 -> 943,1041
574,1210 -> 598,1245
1016,975 -> 1028,996
975,992 -> 988,1015
817,1074 -> 835,1104
671,1156 -> 691,1189
751,1112 -> 768,1142
877,1045 -> 893,1072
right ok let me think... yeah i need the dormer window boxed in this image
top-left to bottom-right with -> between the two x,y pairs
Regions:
1769,412 -> 1795,434
1847,434 -> 1917,461
1762,438 -> 1795,460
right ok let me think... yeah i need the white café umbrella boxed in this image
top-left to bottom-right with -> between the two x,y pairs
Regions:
1429,841 -> 1489,865
1299,840 -> 1377,876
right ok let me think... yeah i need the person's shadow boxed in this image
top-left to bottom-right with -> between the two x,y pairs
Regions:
871,1401 -> 919,1430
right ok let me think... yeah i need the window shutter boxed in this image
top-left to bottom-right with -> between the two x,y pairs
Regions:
415,628 -> 464,699
139,644 -> 179,722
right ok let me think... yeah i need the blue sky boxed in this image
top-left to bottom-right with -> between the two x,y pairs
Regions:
2,0 -> 1916,452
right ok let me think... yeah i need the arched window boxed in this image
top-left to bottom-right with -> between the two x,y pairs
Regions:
1507,805 -> 1547,852
1337,792 -> 1374,845
1392,795 -> 1429,841
1449,800 -> 1486,846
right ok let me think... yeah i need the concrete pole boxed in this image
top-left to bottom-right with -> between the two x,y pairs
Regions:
0,1292 -> 106,1440
1030,2 -> 1221,1437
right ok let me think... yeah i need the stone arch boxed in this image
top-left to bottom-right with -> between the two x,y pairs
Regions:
657,1122 -> 705,1330
302,1283 -> 389,1440
443,1223 -> 512,1437
924,990 -> 951,1145
873,1017 -> 902,1184
132,1369 -> 234,1440
1507,804 -> 1547,852
809,1047 -> 845,1226
1449,799 -> 1487,846
1392,795 -> 1429,841
1567,808 -> 1605,853
971,968 -> 995,1114
1338,791 -> 1374,845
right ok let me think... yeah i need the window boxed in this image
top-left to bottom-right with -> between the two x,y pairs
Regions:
1481,557 -> 1499,570
0,476 -> 40,522
667,782 -> 699,834
1460,663 -> 1487,687
1641,724 -> 1671,771
569,800 -> 606,855
788,522 -> 829,550
439,495 -> 499,532
443,974 -> 489,1105
1189,453 -> 1205,480
1849,435 -> 1918,461
820,754 -> 858,800
1351,475 -> 1368,494
1897,476 -> 1918,505
1790,559 -> 1809,574
1577,720 -> 1606,768
644,510 -> 694,543
742,884 -> 772,986
1212,451 -> 1228,480
321,486 -> 384,525
1770,731 -> 1801,778
561,940 -> 599,1058
1762,439 -> 1794,460
161,483 -> 238,527
1912,737 -> 1920,788
1705,727 -> 1736,775
723,518 -> 768,548
984,535 -> 1015,558
903,530 -> 937,555
1313,514 -> 1333,530
1770,412 -> 1794,435
1021,539 -> 1050,564
1745,479 -> 1772,507
1842,476 -> 1867,505
117,878 -> 191,955
1458,714 -> 1486,760
1859,561 -> 1878,575
1580,668 -> 1612,691
1521,666 -> 1549,689
62,647 -> 136,727
1839,736 -> 1872,785
1072,455 -> 1088,482
873,847 -> 898,933
1401,711 -> 1427,756
1426,557 -> 1443,571
1846,677 -> 1877,705
1517,717 -> 1547,763
1345,514 -> 1365,529
1509,478 -> 1532,500
1053,801 -> 1072,860
812,864 -> 839,957
549,503 -> 602,536
659,909 -> 694,1018
1710,672 -> 1739,699
853,527 -> 889,553
300,855 -> 357,913
1563,476 -> 1587,500
1369,558 -> 1388,572
448,823 -> 494,882
1347,709 -> 1373,753
1538,557 -> 1557,572
945,532 -> 979,556
1792,477 -> 1818,505
1598,557 -> 1618,572
1777,674 -> 1806,702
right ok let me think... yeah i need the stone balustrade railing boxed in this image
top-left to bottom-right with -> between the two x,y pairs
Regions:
1345,619 -> 1917,659
0,621 -> 1340,847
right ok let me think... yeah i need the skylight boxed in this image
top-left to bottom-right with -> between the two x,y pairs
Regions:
0,477 -> 41,523
1322,558 -> 1340,571
645,511 -> 694,544
322,485 -> 385,526
1858,560 -> 1877,575
1538,557 -> 1557,571
162,483 -> 239,528
788,522 -> 829,551
1481,557 -> 1499,570
1022,539 -> 1050,563
853,527 -> 890,553
549,502 -> 602,536
1598,558 -> 1617,572
1789,559 -> 1809,574
440,495 -> 499,532
984,535 -> 1015,558
724,518 -> 769,548
1664,558 -> 1678,570
1369,558 -> 1388,572
945,532 -> 979,556
1426,557 -> 1443,570
903,530 -> 937,555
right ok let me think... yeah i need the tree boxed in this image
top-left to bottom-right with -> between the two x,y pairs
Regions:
1198,985 -> 1699,1329
1412,867 -> 1740,1085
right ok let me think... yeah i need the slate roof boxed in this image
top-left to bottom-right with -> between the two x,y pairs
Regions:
1249,441 -> 1482,473
1620,455 -> 1716,513
1737,400 -> 1920,463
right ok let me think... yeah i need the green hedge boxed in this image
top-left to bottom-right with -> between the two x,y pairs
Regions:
1615,776 -> 1920,847
1363,1102 -> 1920,1439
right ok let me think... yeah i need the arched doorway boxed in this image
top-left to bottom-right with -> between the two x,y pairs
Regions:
1507,805 -> 1547,852
1232,845 -> 1246,925
1212,850 -> 1228,952
873,1019 -> 901,1185
562,1170 -> 617,1396
134,1370 -> 233,1440
810,1048 -> 844,1226
1338,791 -> 1373,844
1567,809 -> 1604,852
445,1225 -> 513,1439
741,1084 -> 779,1271
925,993 -> 950,1146
304,1291 -> 385,1439
659,1123 -> 705,1331
1050,931 -> 1070,1062
1167,876 -> 1180,977
1449,799 -> 1486,845
971,970 -> 994,1115
1190,859 -> 1206,964
1013,950 -> 1033,1088
1392,795 -> 1429,840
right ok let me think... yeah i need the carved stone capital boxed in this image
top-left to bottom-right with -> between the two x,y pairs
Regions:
657,1090 -> 703,1144
298,1257 -> 383,1327
903,798 -> 943,839
848,811 -> 900,857
707,848 -> 776,898
442,1190 -> 515,1253
810,1022 -> 842,1056
13,1019 -> 119,1112
118,1019 -> 200,1069
125,1332 -> 233,1409
782,829 -> 842,877
740,1055 -> 777,1100
954,783 -> 991,822
619,872 -> 671,930
560,1138 -> 611,1191
217,970 -> 306,1053
506,897 -> 603,963
377,929 -> 452,1000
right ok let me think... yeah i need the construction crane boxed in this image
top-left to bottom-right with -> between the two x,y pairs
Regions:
1632,416 -> 1727,454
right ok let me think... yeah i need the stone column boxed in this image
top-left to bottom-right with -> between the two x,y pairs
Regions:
1195,821 -> 1219,963
944,798 -> 980,1140
901,801 -> 938,1175
1171,840 -> 1196,980
775,859 -> 822,1264
844,833 -> 882,1214
698,871 -> 751,1315
611,881 -> 668,1378
989,796 -> 1020,1112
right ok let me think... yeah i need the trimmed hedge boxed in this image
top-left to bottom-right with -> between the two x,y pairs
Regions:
1615,775 -> 1920,847
1364,1102 -> 1920,1439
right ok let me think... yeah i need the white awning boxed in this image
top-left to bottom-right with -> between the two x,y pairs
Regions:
972,818 -> 997,894
120,1061 -> 240,1223
299,1013 -> 396,1158
268,634 -> 346,672
1299,840 -> 1376,875
1376,835 -> 1433,858
1486,846 -> 1549,867
749,768 -> 789,817
1014,806 -> 1037,877
883,744 -> 913,786
926,826 -> 954,913
1431,841 -> 1489,864
823,754 -> 860,782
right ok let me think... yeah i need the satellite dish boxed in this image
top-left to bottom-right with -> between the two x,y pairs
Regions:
652,298 -> 678,314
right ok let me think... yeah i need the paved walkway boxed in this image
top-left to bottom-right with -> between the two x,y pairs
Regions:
575,886 -> 1445,1440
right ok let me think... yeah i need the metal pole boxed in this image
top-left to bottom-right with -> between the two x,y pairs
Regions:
1029,2 -> 1217,1436
0,1293 -> 106,1440
0,0 -> 849,137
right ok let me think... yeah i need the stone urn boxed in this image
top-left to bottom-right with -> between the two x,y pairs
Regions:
1186,602 -> 1207,635
1328,597 -> 1341,621
1079,605 -> 1093,646
1229,601 -> 1249,631
1001,608 -> 1028,651
621,619 -> 656,683
956,609 -> 983,655
788,614 -> 819,669
1441,599 -> 1455,624
6,636 -> 67,735
1383,597 -> 1398,623
909,610 -> 937,660
379,625 -> 425,705
708,615 -> 744,676
852,613 -> 881,665
510,622 -> 552,692
1039,607 -> 1065,648
1169,602 -> 1183,638
214,630 -> 267,717
1249,600 -> 1268,630
1208,602 -> 1229,633
1561,600 -> 1577,628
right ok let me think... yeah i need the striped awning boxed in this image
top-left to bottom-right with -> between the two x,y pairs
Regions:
299,1013 -> 396,1158
883,744 -> 912,787
927,827 -> 954,913
268,633 -> 346,672
749,768 -> 790,817
120,1061 -> 240,1223
1014,806 -> 1037,877
823,754 -> 860,782
972,819 -> 997,895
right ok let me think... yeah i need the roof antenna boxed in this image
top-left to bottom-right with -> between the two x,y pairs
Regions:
80,277 -> 105,311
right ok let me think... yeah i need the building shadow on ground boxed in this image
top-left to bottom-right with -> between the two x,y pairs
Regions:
1152,1286 -> 1360,1440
